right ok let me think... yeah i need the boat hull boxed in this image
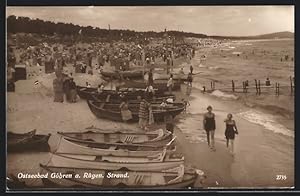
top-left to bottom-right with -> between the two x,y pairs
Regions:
51,153 -> 184,171
7,130 -> 50,152
55,137 -> 176,157
121,80 -> 181,91
40,164 -> 199,189
87,100 -> 184,123
101,70 -> 144,79
57,129 -> 173,146
76,86 -> 174,101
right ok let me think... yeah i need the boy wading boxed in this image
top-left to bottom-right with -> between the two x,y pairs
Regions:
203,106 -> 216,151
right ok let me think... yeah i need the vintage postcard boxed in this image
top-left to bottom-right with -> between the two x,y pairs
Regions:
6,6 -> 294,191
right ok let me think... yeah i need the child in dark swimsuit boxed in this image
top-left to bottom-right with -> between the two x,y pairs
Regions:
224,113 -> 239,155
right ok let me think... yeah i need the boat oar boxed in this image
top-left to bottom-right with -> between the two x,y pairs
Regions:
166,136 -> 177,147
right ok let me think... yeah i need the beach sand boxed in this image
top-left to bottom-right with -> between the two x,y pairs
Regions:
7,76 -> 294,188
7,39 -> 294,189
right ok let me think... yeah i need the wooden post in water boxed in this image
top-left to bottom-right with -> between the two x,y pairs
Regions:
275,82 -> 280,96
211,81 -> 215,90
258,80 -> 261,95
232,80 -> 235,92
255,79 -> 258,95
212,81 -> 215,90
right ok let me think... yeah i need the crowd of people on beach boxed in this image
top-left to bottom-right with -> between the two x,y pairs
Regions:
8,33 -> 241,156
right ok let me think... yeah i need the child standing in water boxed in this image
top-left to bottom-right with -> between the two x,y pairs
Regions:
224,113 -> 239,155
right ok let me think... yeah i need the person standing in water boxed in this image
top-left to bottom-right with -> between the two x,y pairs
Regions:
224,113 -> 238,155
203,106 -> 216,151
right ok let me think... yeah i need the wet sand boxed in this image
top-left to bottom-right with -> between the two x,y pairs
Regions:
176,86 -> 294,188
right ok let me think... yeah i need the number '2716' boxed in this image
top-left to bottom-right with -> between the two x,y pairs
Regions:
276,175 -> 287,180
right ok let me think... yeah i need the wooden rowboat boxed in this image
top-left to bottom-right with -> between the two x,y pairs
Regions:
7,130 -> 50,152
87,100 -> 185,122
50,151 -> 184,171
40,164 -> 204,189
149,71 -> 201,82
57,129 -> 172,146
76,86 -> 174,101
54,136 -> 176,157
100,70 -> 144,79
55,133 -> 176,151
121,80 -> 181,91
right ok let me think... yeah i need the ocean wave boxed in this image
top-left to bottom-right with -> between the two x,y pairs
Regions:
237,110 -> 293,138
210,90 -> 239,100
198,64 -> 206,68
208,66 -> 222,70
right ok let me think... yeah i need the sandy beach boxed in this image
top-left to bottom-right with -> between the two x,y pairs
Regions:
7,72 -> 294,189
6,37 -> 294,189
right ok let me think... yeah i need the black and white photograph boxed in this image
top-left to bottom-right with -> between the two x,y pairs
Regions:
6,5 -> 294,190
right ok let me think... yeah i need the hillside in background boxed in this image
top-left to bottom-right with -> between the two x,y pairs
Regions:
209,31 -> 294,40
7,15 -> 294,43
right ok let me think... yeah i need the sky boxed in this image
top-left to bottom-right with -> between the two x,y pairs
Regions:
6,6 -> 294,36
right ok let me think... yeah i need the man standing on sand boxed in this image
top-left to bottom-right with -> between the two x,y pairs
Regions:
53,77 -> 64,103
203,105 -> 216,151
167,74 -> 174,94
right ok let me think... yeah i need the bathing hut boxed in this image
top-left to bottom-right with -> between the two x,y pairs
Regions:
14,64 -> 27,81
